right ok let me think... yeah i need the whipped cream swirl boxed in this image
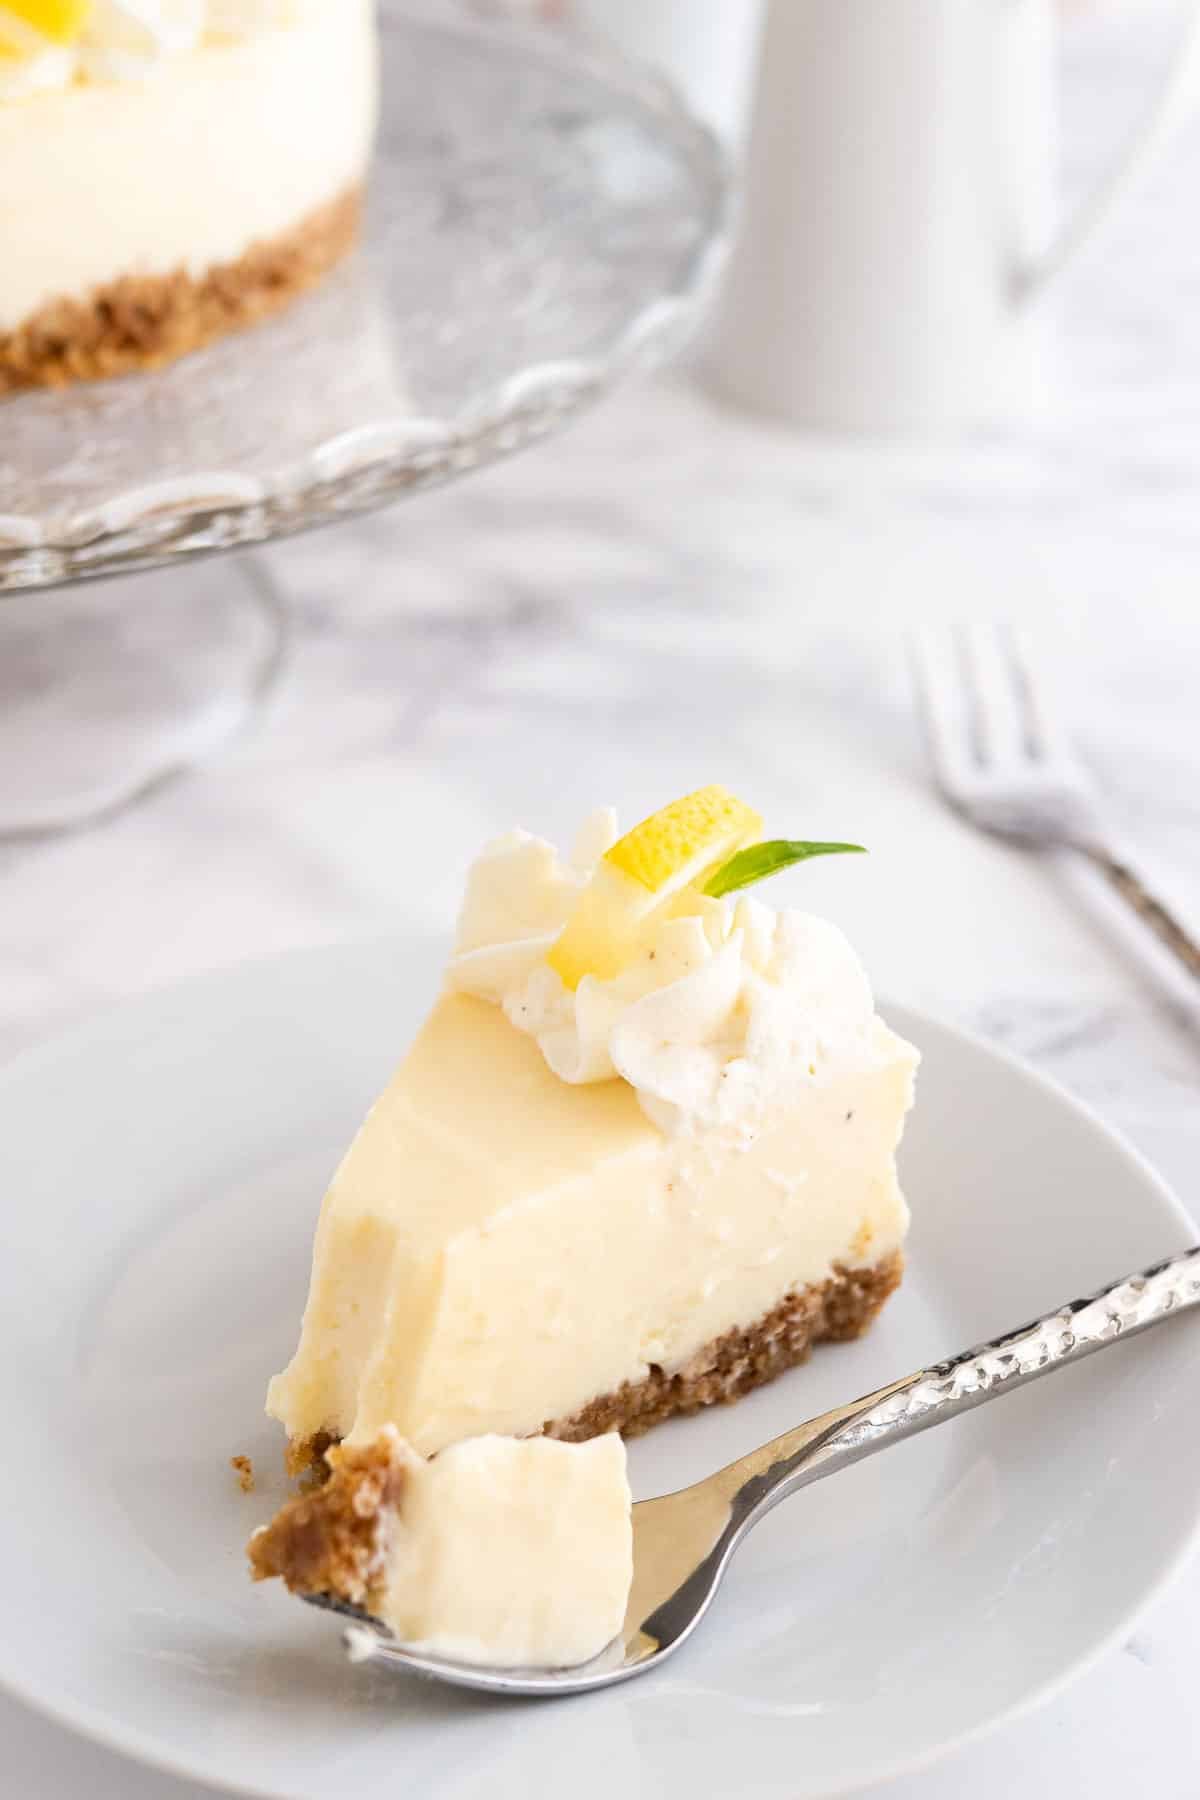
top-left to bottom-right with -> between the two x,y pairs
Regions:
0,0 -> 300,97
76,1 -> 204,83
446,810 -> 886,1136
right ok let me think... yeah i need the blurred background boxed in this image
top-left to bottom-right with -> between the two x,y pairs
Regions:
3,0 -> 1200,1792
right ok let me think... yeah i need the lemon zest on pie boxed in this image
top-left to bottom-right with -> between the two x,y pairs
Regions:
0,0 -> 91,48
548,786 -> 764,990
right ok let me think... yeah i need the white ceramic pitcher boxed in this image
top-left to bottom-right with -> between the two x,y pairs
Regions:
705,0 -> 1200,436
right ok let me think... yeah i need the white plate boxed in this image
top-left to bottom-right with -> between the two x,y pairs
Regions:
0,938 -> 1197,1800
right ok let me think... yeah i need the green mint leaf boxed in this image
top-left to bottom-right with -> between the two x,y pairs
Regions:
703,839 -> 867,900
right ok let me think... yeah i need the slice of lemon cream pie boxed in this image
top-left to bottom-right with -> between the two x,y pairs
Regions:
266,788 -> 919,1469
0,0 -> 378,392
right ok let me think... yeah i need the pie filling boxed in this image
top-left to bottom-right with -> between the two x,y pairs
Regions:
283,1250 -> 904,1477
0,187 -> 362,394
251,1428 -> 633,1671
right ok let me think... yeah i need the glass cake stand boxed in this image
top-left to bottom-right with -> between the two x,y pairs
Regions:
0,0 -> 728,833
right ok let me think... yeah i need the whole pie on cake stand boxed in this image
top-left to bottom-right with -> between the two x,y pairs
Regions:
0,0 -> 727,834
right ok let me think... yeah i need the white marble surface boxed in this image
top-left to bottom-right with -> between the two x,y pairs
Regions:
5,4 -> 1200,1795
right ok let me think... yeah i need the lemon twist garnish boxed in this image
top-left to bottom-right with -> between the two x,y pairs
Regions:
0,0 -> 91,47
605,785 -> 764,893
548,785 -> 764,990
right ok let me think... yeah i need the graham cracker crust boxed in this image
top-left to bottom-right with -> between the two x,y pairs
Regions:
544,1252 -> 904,1441
0,185 -> 362,395
249,1431 -> 407,1608
230,1454 -> 255,1495
282,1252 -> 903,1477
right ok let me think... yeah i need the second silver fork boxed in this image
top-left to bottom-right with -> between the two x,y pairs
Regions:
911,622 -> 1200,987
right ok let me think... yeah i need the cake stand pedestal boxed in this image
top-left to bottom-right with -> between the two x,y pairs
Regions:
0,557 -> 287,838
0,0 -> 727,836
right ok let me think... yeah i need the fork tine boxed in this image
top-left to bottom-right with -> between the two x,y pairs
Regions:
1005,624 -> 1068,763
909,627 -> 975,790
959,621 -> 1026,767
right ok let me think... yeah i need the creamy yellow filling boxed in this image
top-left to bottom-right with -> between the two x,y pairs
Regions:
375,1430 -> 632,1669
267,994 -> 916,1457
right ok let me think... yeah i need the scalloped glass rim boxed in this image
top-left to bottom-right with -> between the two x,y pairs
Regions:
0,1 -> 729,592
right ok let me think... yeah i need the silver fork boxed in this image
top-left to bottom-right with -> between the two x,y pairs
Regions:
307,1245 -> 1200,1696
911,622 -> 1200,985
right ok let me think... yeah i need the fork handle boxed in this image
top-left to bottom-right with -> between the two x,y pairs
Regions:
1078,844 -> 1200,984
734,1246 -> 1200,1525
